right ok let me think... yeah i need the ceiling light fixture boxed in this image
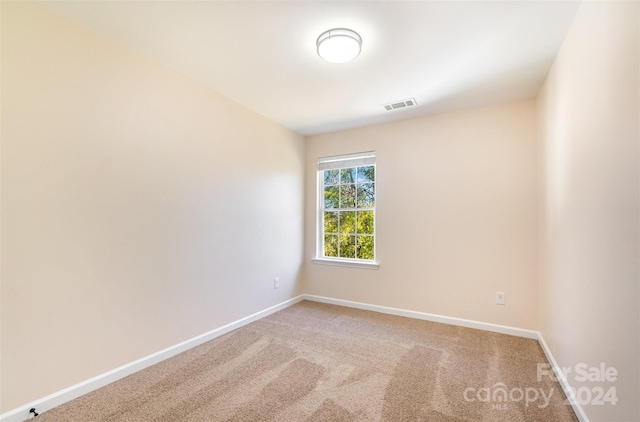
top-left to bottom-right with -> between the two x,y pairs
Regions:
316,28 -> 362,64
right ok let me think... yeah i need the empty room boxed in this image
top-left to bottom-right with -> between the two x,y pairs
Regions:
1,1 -> 638,421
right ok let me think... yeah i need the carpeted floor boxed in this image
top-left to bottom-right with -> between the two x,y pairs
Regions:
36,301 -> 578,421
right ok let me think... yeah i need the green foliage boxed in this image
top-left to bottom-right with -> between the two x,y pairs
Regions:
357,236 -> 374,260
340,168 -> 356,183
339,211 -> 355,233
324,234 -> 338,257
339,184 -> 356,208
324,186 -> 338,208
357,166 -> 374,183
357,211 -> 374,234
339,235 -> 356,258
324,170 -> 339,185
324,211 -> 338,233
357,183 -> 374,207
322,165 -> 376,261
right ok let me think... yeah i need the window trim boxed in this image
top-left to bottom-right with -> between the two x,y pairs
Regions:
311,257 -> 380,270
314,151 -> 379,269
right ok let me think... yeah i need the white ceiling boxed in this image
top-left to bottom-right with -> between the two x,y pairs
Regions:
42,1 -> 581,136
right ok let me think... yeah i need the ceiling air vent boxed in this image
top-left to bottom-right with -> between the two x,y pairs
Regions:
383,98 -> 417,111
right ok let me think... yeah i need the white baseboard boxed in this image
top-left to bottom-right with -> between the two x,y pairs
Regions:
302,294 -> 539,339
537,334 -> 590,422
0,295 -> 304,422
303,294 -> 589,421
2,294 -> 589,422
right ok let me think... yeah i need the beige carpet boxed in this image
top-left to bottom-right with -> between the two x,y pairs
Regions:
36,301 -> 578,421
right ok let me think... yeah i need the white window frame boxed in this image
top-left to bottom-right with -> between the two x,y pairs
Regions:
312,151 -> 379,270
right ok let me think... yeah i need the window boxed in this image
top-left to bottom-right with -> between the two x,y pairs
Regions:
313,151 -> 378,269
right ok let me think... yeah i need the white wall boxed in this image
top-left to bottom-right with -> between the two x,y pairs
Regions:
0,2 -> 305,412
537,2 -> 640,421
304,100 -> 539,330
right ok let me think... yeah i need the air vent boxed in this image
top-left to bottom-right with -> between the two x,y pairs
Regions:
382,98 -> 417,111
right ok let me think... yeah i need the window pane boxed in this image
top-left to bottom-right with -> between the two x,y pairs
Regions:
318,158 -> 375,263
339,211 -> 355,234
339,235 -> 356,258
324,169 -> 339,186
339,184 -> 356,208
324,211 -> 338,233
357,166 -> 375,183
357,211 -> 374,234
324,186 -> 339,208
324,234 -> 338,257
340,168 -> 356,184
357,236 -> 374,260
357,183 -> 375,207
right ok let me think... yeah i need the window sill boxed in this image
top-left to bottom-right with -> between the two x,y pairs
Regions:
311,258 -> 379,270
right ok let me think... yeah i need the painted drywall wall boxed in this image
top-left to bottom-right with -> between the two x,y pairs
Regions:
304,100 -> 538,330
537,1 -> 640,421
0,2 -> 304,412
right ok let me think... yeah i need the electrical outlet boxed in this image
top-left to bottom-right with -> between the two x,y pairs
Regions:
496,292 -> 506,305
274,277 -> 280,289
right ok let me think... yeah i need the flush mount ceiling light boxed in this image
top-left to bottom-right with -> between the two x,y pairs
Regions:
316,28 -> 362,64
